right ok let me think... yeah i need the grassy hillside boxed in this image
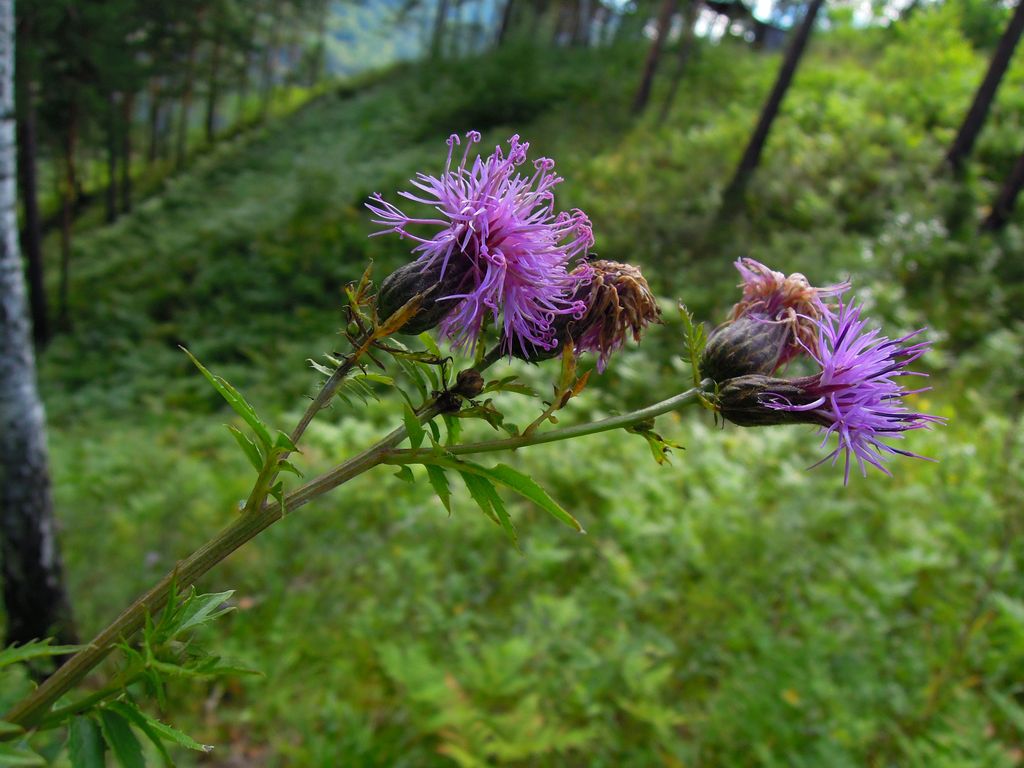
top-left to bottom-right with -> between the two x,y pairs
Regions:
24,12 -> 1024,765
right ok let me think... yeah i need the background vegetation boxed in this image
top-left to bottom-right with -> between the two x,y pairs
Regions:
5,0 -> 1024,764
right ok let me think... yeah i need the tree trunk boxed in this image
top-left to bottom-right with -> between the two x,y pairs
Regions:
120,91 -> 134,213
146,79 -> 163,166
176,36 -> 199,170
205,33 -> 223,144
632,0 -> 678,114
658,0 -> 698,124
944,0 -> 1024,173
259,24 -> 280,121
105,92 -> 118,224
721,0 -> 824,202
430,0 -> 450,59
982,145 -> 1024,231
496,0 -> 516,45
0,0 -> 77,648
57,105 -> 77,331
14,64 -> 47,346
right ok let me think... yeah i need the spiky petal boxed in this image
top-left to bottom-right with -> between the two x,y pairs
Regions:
761,300 -> 945,484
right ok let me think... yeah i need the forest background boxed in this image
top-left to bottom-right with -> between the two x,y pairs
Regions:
3,0 -> 1024,764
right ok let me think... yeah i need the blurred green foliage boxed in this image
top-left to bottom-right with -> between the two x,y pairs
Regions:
20,8 -> 1024,764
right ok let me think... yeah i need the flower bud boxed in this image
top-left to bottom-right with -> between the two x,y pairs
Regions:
513,260 -> 661,371
716,375 -> 820,428
700,316 -> 790,383
452,368 -> 484,399
377,257 -> 469,335
699,259 -> 849,383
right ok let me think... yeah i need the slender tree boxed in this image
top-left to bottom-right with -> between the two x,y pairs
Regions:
633,0 -> 678,113
14,5 -> 46,346
658,0 -> 698,123
945,0 -> 1024,173
0,0 -> 77,647
721,0 -> 824,202
982,144 -> 1024,231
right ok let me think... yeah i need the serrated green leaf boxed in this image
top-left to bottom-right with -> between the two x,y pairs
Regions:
182,348 -> 272,448
418,332 -> 441,357
358,372 -> 395,387
174,590 -> 235,635
227,426 -> 264,472
393,465 -> 415,483
458,471 -> 499,526
68,716 -> 107,768
396,357 -> 428,399
98,710 -> 144,768
484,463 -> 585,533
278,459 -> 304,478
0,723 -> 23,738
0,744 -> 45,767
425,465 -> 451,514
109,700 -> 213,761
403,403 -> 425,449
460,472 -> 518,548
105,703 -> 171,767
443,414 -> 461,446
274,431 -> 298,453
0,639 -> 87,669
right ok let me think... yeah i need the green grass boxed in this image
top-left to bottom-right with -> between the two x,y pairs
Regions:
21,12 -> 1024,765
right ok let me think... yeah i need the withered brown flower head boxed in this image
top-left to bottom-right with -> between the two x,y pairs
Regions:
513,259 -> 661,370
574,260 -> 662,371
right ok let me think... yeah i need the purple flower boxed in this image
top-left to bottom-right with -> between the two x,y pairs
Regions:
367,132 -> 593,354
761,300 -> 945,483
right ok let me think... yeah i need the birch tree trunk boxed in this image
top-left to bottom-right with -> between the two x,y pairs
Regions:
0,0 -> 76,647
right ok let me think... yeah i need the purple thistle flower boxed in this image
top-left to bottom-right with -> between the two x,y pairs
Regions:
366,131 -> 593,354
760,300 -> 945,483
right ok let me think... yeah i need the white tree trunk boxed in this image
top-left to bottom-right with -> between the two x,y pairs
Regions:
0,0 -> 75,646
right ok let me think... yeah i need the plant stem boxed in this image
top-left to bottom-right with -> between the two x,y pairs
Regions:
388,383 -> 711,461
3,362 -> 707,730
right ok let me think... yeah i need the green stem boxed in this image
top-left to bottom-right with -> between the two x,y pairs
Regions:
388,383 -> 711,461
3,357 -> 706,731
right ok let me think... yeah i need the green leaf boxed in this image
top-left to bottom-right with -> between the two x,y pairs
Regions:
274,431 -> 299,453
0,723 -> 23,738
425,465 -> 451,514
270,480 -> 285,516
105,703 -> 171,767
0,745 -> 45,767
227,426 -> 264,472
484,463 -> 585,534
182,348 -> 273,448
393,465 -> 415,483
175,590 -> 235,635
418,332 -> 441,358
357,372 -> 395,387
68,716 -> 106,768
108,700 -> 212,761
278,459 -> 304,478
403,403 -> 425,449
98,709 -> 145,768
460,472 -> 518,548
443,414 -> 461,446
0,639 -> 87,669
